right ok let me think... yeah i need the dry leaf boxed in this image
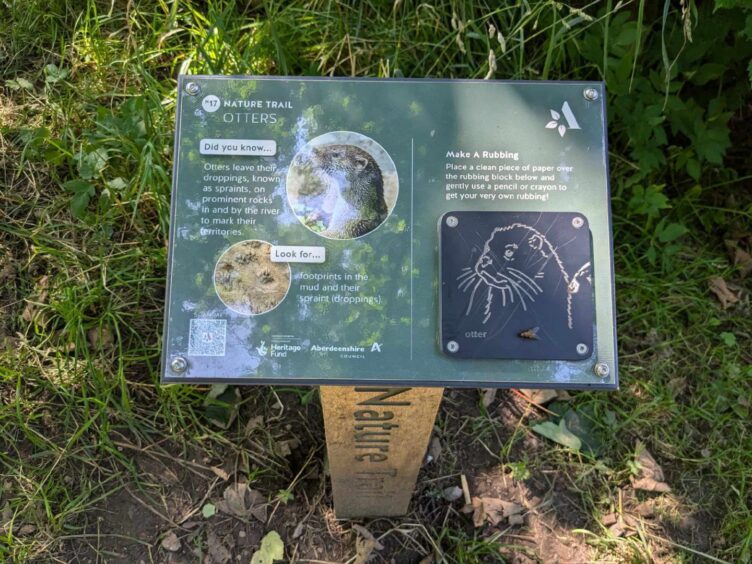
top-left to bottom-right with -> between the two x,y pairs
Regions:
161,531 -> 181,552
602,512 -> 618,526
470,496 -> 522,527
216,482 -> 267,522
734,247 -> 752,278
508,514 -> 524,526
634,501 -> 655,517
22,275 -> 49,322
481,388 -> 497,408
518,389 -> 558,405
206,529 -> 232,563
87,325 -> 113,350
609,519 -> 625,538
210,466 -> 230,481
244,415 -> 264,435
353,524 -> 383,564
16,523 -> 36,536
292,522 -> 305,539
275,438 -> 300,457
631,441 -> 671,493
709,276 -> 739,309
427,436 -> 442,463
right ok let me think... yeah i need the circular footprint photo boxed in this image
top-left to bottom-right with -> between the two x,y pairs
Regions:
286,131 -> 398,240
213,240 -> 291,315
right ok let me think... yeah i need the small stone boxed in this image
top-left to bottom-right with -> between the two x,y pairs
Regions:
161,531 -> 181,552
602,513 -> 618,526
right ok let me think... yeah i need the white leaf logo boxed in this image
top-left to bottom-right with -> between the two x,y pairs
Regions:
545,101 -> 581,137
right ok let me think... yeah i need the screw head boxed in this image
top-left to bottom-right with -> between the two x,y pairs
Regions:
583,87 -> 599,101
446,215 -> 459,228
594,362 -> 610,378
571,216 -> 584,229
446,340 -> 460,353
184,82 -> 201,96
576,343 -> 589,356
170,356 -> 188,373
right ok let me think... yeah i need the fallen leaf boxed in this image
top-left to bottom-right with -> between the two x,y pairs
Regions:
518,389 -> 558,405
201,503 -> 216,518
531,419 -> 582,451
634,501 -> 655,517
508,514 -> 524,526
161,531 -> 181,552
244,415 -> 264,435
353,524 -> 383,564
709,276 -> 739,309
275,438 -> 300,458
251,530 -> 284,564
481,388 -> 497,408
734,247 -> 752,278
292,522 -> 305,539
442,486 -> 463,502
87,325 -> 113,350
22,275 -> 49,323
470,496 -> 522,527
427,436 -> 442,463
631,441 -> 671,493
210,466 -> 230,481
207,529 -> 232,563
216,483 -> 267,522
609,520 -> 625,537
602,513 -> 618,526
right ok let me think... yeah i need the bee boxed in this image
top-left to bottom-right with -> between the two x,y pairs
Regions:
518,327 -> 540,340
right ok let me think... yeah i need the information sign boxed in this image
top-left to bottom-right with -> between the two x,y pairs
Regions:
162,76 -> 617,388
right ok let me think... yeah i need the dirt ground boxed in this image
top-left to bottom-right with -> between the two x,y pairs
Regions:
58,388 -> 710,563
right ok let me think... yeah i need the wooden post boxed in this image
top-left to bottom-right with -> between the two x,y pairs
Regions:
320,386 -> 444,518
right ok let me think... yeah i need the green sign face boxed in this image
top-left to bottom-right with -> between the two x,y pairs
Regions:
162,76 -> 617,389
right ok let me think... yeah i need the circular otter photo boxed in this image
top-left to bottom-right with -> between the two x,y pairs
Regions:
213,240 -> 291,316
286,131 -> 398,240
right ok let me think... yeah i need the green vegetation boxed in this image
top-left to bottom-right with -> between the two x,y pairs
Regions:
1,0 -> 751,561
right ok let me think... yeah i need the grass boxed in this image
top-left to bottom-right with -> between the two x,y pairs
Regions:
1,0 -> 751,562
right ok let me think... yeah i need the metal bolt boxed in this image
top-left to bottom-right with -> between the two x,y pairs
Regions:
571,216 -> 584,229
170,356 -> 188,373
594,362 -> 610,378
446,215 -> 459,228
583,87 -> 599,101
446,340 -> 460,353
184,82 -> 201,96
576,343 -> 589,356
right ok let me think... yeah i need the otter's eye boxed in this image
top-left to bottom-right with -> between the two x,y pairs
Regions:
503,244 -> 517,260
528,235 -> 543,250
331,151 -> 343,158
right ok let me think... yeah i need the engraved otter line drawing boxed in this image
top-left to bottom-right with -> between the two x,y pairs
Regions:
457,222 -> 591,328
310,144 -> 388,239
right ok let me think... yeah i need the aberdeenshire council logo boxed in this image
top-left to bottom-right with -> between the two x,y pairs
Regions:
545,101 -> 581,137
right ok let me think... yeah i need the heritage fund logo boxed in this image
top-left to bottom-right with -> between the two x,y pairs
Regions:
545,101 -> 581,137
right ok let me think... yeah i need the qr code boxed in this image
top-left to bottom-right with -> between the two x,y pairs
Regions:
188,319 -> 227,356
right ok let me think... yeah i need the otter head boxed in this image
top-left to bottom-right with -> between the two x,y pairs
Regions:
474,223 -> 553,300
311,144 -> 384,207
